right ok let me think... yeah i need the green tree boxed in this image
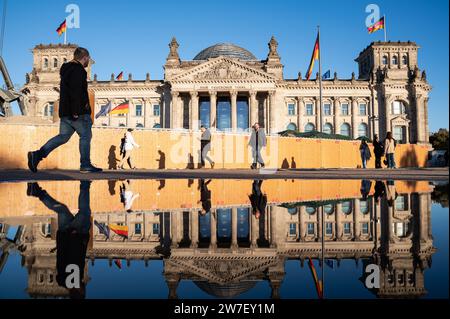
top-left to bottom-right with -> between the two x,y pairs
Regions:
429,128 -> 449,150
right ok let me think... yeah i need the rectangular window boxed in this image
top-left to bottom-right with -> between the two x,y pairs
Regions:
359,103 -> 367,115
307,223 -> 315,235
362,223 -> 369,234
287,103 -> 296,116
341,103 -> 349,115
392,101 -> 404,115
395,195 -> 407,211
306,103 -> 314,116
289,223 -> 297,236
135,104 -> 143,117
153,104 -> 160,116
344,223 -> 351,234
152,223 -> 160,235
394,126 -> 405,143
135,223 -> 142,235
323,103 -> 331,116
325,222 -> 333,235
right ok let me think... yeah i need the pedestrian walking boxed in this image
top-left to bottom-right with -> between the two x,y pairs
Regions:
373,134 -> 384,169
199,126 -> 215,168
249,123 -> 266,169
27,47 -> 102,173
359,139 -> 372,169
118,128 -> 140,169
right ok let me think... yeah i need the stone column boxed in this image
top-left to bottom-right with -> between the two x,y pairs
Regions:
171,91 -> 179,129
209,91 -> 217,130
269,91 -> 276,133
351,97 -> 358,138
251,211 -> 259,248
424,98 -> 430,143
210,210 -> 217,249
250,91 -> 258,128
191,211 -> 199,248
270,207 -> 277,248
385,95 -> 392,134
170,211 -> 178,249
333,97 -> 339,134
297,97 -> 304,132
354,199 -> 361,240
231,207 -> 238,249
190,91 -> 199,130
415,95 -> 424,143
127,100 -> 132,127
335,204 -> 342,240
298,207 -> 304,241
231,91 -> 238,132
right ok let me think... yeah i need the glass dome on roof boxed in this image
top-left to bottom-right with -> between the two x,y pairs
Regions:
193,43 -> 257,61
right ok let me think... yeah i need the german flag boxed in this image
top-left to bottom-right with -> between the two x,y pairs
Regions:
308,257 -> 323,299
306,33 -> 320,80
368,16 -> 385,34
110,101 -> 129,115
56,20 -> 67,36
116,71 -> 124,81
109,224 -> 128,238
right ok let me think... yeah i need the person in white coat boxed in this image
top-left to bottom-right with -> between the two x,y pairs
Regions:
118,129 -> 140,169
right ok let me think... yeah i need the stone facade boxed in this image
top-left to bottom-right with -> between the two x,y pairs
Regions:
21,38 -> 431,143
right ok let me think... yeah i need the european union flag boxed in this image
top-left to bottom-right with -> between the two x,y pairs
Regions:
322,70 -> 331,79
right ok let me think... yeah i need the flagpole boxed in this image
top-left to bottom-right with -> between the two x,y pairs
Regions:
318,26 -> 323,133
64,24 -> 67,45
318,25 -> 325,299
384,15 -> 387,42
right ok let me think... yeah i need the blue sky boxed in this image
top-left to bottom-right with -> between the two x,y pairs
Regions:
2,0 -> 448,131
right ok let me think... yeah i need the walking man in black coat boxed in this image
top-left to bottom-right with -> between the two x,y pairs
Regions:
27,47 -> 102,173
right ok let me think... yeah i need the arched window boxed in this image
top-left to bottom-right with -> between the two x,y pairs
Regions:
136,123 -> 144,128
53,58 -> 58,68
43,58 -> 48,69
119,123 -> 126,127
382,56 -> 388,65
341,201 -> 352,214
323,123 -> 333,135
392,100 -> 406,115
305,206 -> 316,215
402,55 -> 408,65
392,55 -> 398,65
324,204 -> 334,215
286,123 -> 297,131
153,123 -> 161,129
63,57 -> 68,64
305,123 -> 315,132
43,102 -> 54,117
358,123 -> 368,137
287,207 -> 298,215
394,222 -> 409,238
360,200 -> 369,214
340,123 -> 351,137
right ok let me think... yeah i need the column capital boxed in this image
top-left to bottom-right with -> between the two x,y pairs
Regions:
190,91 -> 198,98
268,90 -> 276,97
296,96 -> 304,103
230,90 -> 238,97
172,91 -> 179,98
249,90 -> 257,97
209,90 -> 217,97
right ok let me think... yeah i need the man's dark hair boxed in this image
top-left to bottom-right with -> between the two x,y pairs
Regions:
74,47 -> 90,61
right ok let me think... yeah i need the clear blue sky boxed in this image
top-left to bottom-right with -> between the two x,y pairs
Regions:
2,0 -> 448,131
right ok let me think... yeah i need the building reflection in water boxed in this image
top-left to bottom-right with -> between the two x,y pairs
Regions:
0,179 -> 438,299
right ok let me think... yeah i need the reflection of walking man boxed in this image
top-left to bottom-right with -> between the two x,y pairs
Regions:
118,128 -> 140,169
26,181 -> 91,299
198,179 -> 212,215
249,123 -> 266,169
249,180 -> 267,219
200,126 -> 215,169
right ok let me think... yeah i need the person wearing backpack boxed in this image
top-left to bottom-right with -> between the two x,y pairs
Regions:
118,129 -> 140,169
359,139 -> 372,169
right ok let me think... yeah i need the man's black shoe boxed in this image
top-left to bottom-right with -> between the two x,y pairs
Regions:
27,151 -> 40,173
27,182 -> 43,197
80,165 -> 103,173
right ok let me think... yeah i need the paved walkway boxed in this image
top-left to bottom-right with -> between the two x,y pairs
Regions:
0,168 -> 448,183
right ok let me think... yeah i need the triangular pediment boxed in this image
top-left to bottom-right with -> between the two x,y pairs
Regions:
167,255 -> 279,284
391,115 -> 410,124
171,57 -> 276,82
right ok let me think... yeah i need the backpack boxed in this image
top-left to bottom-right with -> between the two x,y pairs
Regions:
119,137 -> 126,156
